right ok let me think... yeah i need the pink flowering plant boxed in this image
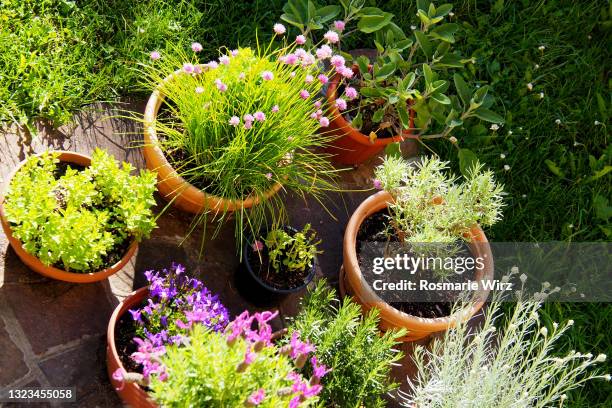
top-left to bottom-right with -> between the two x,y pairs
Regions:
112,263 -> 229,387
278,0 -> 503,160
144,45 -> 338,250
147,310 -> 328,407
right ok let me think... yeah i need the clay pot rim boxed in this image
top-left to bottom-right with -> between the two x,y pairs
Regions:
325,64 -> 417,147
142,67 -> 283,212
343,190 -> 494,330
0,151 -> 138,283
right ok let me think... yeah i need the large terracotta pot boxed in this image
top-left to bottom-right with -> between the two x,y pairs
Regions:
107,287 -> 156,408
324,66 -> 417,165
0,151 -> 138,283
142,69 -> 282,214
341,191 -> 494,341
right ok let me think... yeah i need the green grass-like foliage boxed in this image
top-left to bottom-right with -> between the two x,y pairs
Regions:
144,45 -> 337,246
265,224 -> 320,274
3,149 -> 157,272
375,156 -> 504,244
148,324 -> 317,407
287,281 -> 406,408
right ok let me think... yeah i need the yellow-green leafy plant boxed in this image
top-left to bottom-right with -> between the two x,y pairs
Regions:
2,149 -> 157,272
264,224 -> 321,274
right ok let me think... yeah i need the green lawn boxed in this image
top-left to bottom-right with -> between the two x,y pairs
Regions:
1,0 -> 610,406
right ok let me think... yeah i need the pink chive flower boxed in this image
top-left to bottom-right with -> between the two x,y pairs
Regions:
373,179 -> 382,189
324,30 -> 340,44
191,42 -> 203,52
334,20 -> 346,31
295,48 -> 306,58
195,87 -> 204,94
231,49 -> 239,56
335,98 -> 347,110
316,45 -> 333,60
300,90 -> 310,99
219,55 -> 230,65
265,173 -> 272,180
330,55 -> 345,68
207,61 -> 219,69
310,112 -> 318,120
254,111 -> 266,122
239,72 -> 246,80
252,240 -> 264,251
295,34 -> 306,45
338,65 -> 354,78
318,74 -> 329,84
183,63 -> 195,74
244,121 -> 253,129
290,72 -> 296,78
271,105 -> 279,113
247,389 -> 266,406
229,116 -> 240,126
194,65 -> 202,74
314,101 -> 322,109
216,81 -> 227,92
283,53 -> 299,65
149,51 -> 161,60
244,113 -> 254,122
301,53 -> 316,67
305,74 -> 314,84
319,117 -> 330,127
315,109 -> 323,119
345,86 -> 358,99
261,71 -> 274,81
273,23 -> 286,35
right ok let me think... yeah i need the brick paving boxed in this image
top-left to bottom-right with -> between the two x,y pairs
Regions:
0,102 -> 424,407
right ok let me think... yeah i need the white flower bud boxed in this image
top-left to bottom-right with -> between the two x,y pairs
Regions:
540,327 -> 548,336
596,354 -> 607,362
527,83 -> 533,91
555,119 -> 561,124
567,319 -> 574,326
519,273 -> 527,283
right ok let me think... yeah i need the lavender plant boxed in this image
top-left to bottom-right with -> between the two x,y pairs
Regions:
147,310 -> 329,407
401,277 -> 610,407
278,0 -> 503,157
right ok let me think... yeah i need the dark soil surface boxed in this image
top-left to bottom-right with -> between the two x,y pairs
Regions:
356,210 -> 475,319
245,232 -> 311,291
115,307 -> 144,375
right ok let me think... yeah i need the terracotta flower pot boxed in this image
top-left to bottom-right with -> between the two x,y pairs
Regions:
142,69 -> 283,214
341,191 -> 494,341
324,66 -> 417,165
107,287 -> 157,408
0,151 -> 138,283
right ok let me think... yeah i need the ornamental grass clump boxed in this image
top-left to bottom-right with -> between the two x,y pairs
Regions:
278,0 -> 504,143
113,263 -> 229,385
2,149 -> 156,272
144,43 -> 338,248
287,280 -> 406,408
146,309 -> 328,407
401,277 -> 611,407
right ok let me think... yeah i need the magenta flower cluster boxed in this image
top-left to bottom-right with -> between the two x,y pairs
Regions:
224,311 -> 329,406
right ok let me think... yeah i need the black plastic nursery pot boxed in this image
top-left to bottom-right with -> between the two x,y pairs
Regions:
237,226 -> 316,304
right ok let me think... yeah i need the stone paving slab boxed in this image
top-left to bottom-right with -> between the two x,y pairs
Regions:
0,101 -> 419,407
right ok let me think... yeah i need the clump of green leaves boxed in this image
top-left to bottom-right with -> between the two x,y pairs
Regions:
287,280 -> 406,408
3,149 -> 157,272
280,0 -> 504,144
264,224 -> 320,274
375,155 -> 504,244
